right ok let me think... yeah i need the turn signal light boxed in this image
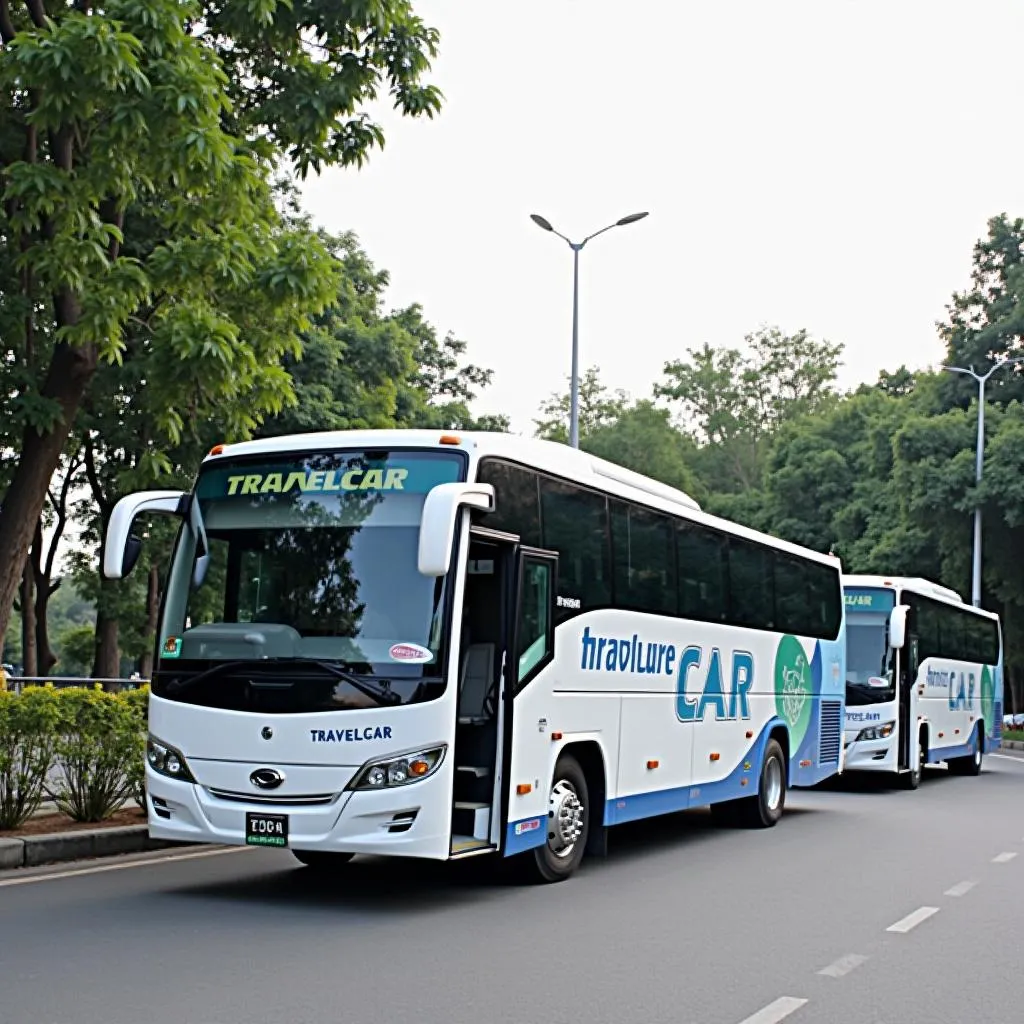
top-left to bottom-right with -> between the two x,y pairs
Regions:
409,759 -> 431,776
551,731 -> 563,741
646,760 -> 659,770
516,783 -> 532,795
709,752 -> 720,762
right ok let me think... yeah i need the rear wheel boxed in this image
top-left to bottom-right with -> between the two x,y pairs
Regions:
735,738 -> 786,828
949,728 -> 983,776
529,754 -> 589,883
292,850 -> 355,870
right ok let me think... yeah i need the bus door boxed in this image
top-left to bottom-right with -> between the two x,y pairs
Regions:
449,527 -> 518,855
897,635 -> 919,770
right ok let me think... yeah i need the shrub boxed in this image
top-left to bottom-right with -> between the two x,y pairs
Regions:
0,686 -> 61,830
47,687 -> 139,822
119,685 -> 150,810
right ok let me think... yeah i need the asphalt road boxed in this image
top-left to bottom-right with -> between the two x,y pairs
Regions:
2,753 -> 1023,1024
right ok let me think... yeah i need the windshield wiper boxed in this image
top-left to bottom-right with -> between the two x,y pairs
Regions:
165,657 -> 402,706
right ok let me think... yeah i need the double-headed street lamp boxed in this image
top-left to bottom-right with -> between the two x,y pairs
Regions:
530,211 -> 649,449
940,357 -> 1024,607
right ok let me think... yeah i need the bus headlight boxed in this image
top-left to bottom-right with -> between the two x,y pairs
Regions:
147,735 -> 197,783
348,745 -> 447,791
856,721 -> 895,742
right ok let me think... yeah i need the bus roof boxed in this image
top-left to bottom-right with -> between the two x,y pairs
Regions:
844,574 -> 999,619
204,429 -> 840,568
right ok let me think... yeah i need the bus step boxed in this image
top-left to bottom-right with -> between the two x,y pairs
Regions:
450,836 -> 495,858
456,765 -> 490,777
453,801 -> 490,841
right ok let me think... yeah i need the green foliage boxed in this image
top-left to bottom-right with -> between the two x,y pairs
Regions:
120,685 -> 150,809
0,686 -> 62,830
56,624 -> 98,677
534,366 -> 630,443
47,687 -> 140,822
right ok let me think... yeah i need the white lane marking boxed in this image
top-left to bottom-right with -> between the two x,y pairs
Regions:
736,996 -> 808,1024
0,846 -> 247,888
992,851 -> 1018,863
990,753 -> 1023,761
818,953 -> 868,978
944,879 -> 977,897
886,906 -> 939,933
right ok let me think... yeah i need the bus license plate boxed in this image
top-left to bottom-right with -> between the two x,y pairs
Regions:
246,812 -> 289,848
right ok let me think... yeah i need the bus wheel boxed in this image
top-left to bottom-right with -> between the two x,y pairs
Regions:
531,754 -> 589,883
903,733 -> 924,790
950,731 -> 983,776
736,738 -> 786,828
292,850 -> 355,870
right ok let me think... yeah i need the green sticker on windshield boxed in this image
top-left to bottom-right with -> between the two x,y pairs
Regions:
161,636 -> 182,659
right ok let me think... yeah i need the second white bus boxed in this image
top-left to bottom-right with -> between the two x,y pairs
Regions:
844,574 -> 1003,786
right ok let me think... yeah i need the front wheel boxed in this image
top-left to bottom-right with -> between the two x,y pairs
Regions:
292,850 -> 355,870
903,732 -> 924,790
735,738 -> 786,828
529,754 -> 589,883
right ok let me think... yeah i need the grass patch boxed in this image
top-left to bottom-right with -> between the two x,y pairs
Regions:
1003,729 -> 1024,743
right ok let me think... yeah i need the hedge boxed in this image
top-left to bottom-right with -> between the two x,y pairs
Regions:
0,684 -> 149,831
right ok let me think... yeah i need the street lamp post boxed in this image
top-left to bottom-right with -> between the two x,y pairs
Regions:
530,211 -> 649,449
941,357 -> 1024,606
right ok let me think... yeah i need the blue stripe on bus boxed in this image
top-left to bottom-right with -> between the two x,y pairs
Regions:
928,721 -> 979,764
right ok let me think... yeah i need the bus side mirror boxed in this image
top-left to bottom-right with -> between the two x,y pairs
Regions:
889,605 -> 909,650
418,482 -> 495,577
102,490 -> 187,580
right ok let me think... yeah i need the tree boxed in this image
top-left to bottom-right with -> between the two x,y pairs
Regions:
534,366 -> 629,443
940,214 -> 1024,410
0,0 -> 443,656
657,327 -> 843,491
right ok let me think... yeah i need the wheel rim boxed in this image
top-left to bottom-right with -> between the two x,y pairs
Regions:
765,755 -> 783,811
547,778 -> 584,859
915,743 -> 923,779
975,746 -> 982,767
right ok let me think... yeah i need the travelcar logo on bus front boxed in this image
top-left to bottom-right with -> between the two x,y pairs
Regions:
310,726 -> 393,743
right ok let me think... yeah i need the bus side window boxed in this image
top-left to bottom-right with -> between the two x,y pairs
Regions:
517,559 -> 553,685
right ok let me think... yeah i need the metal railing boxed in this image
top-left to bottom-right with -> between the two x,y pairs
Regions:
2,675 -> 149,695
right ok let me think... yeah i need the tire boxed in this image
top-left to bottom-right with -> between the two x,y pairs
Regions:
735,738 -> 787,828
291,850 -> 355,870
949,727 -> 983,776
903,732 -> 924,790
529,754 -> 589,883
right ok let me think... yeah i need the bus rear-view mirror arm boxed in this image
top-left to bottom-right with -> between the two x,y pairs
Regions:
888,604 -> 909,650
102,490 -> 189,580
418,482 -> 496,577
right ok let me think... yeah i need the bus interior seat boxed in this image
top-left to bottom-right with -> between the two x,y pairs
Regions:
458,643 -> 495,725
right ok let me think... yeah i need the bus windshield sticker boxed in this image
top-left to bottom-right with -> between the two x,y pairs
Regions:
388,643 -> 433,663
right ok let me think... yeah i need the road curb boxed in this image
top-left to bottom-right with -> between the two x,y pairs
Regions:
1,826 -> 191,870
1001,740 -> 1024,751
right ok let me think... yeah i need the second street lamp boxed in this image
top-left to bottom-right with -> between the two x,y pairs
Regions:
530,211 -> 649,449
940,356 -> 1024,607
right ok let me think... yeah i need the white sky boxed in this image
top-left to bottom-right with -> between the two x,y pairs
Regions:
299,0 -> 1024,435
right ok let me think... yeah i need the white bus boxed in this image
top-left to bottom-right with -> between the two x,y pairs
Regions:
843,575 -> 1003,787
103,430 -> 846,882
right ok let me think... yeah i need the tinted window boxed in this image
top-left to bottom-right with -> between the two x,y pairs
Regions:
610,501 -> 678,616
906,593 -> 1000,664
516,557 -> 553,685
677,521 -> 728,623
540,478 -> 610,618
727,538 -> 775,630
773,553 -> 808,636
476,460 -> 541,546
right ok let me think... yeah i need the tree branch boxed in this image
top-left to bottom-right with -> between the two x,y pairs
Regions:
83,433 -> 109,513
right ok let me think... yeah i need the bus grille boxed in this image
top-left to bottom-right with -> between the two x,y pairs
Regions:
819,701 -> 842,764
206,788 -> 337,806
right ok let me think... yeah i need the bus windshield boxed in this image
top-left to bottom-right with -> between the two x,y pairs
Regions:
153,449 -> 466,711
845,618 -> 894,705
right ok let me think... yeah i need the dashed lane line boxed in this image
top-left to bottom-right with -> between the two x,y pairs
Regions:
736,997 -> 808,1024
944,879 -> 978,897
818,953 -> 868,978
886,906 -> 939,933
992,851 -> 1018,863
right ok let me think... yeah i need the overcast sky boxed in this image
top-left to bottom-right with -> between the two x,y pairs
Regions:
299,0 -> 1024,435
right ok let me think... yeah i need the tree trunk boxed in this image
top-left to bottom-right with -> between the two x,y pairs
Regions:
92,611 -> 121,687
31,524 -> 58,674
0,336 -> 95,648
138,565 -> 161,679
20,566 -> 37,677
